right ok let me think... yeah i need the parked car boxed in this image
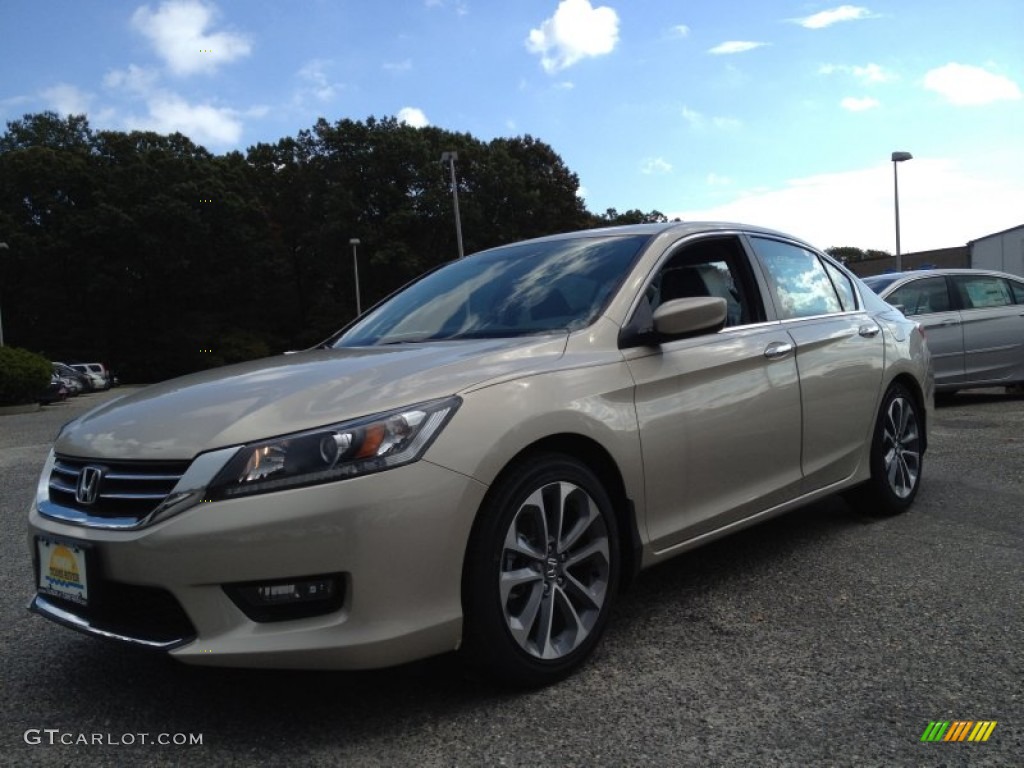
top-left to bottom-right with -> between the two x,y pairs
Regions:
38,373 -> 68,405
53,363 -> 93,393
69,363 -> 109,391
52,365 -> 83,396
28,222 -> 933,687
863,268 -> 1024,392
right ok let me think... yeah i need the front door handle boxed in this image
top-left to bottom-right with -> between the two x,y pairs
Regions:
858,324 -> 880,338
764,341 -> 794,360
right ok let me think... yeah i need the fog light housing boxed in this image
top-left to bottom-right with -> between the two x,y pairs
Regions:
223,573 -> 346,622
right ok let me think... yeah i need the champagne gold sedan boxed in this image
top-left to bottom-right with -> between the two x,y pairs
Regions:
28,222 -> 932,687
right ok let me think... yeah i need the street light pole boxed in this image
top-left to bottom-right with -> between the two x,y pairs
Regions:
891,151 -> 913,272
349,238 -> 362,316
440,151 -> 465,259
0,242 -> 8,346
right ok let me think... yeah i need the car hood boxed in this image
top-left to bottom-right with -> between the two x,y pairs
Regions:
56,336 -> 568,460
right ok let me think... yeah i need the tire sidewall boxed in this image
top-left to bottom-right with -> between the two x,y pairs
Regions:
868,383 -> 923,514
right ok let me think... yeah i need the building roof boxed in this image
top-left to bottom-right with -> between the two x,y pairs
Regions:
968,223 -> 1024,245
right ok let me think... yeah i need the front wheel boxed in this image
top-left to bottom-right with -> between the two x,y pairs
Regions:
461,454 -> 620,687
854,383 -> 923,515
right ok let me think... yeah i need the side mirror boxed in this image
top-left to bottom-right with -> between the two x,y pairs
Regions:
652,297 -> 728,338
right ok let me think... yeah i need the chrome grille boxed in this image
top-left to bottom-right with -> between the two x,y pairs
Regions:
49,456 -> 191,522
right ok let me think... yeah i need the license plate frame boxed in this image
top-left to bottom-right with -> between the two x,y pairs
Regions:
36,536 -> 94,607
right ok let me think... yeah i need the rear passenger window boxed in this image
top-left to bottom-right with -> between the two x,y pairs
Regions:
954,276 -> 1013,309
887,277 -> 951,316
823,260 -> 857,311
1009,279 -> 1024,305
749,238 -> 842,319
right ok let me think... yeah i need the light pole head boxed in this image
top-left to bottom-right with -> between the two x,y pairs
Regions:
349,238 -> 360,246
891,151 -> 913,163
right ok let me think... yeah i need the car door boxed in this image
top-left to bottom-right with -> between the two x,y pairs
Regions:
746,236 -> 885,492
621,234 -> 804,554
951,273 -> 1024,385
885,275 -> 965,387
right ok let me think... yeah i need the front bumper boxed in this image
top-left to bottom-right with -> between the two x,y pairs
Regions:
28,459 -> 488,669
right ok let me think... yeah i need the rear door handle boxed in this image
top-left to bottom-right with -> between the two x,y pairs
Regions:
858,324 -> 880,338
764,341 -> 793,360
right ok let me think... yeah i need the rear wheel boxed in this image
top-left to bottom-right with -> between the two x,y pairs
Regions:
462,454 -> 620,687
855,383 -> 923,515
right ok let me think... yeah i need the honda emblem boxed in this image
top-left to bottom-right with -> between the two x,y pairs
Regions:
76,466 -> 104,505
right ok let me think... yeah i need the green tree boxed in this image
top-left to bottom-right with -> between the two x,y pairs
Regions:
0,111 -> 649,381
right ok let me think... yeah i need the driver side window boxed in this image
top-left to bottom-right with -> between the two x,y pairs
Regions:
647,236 -> 764,327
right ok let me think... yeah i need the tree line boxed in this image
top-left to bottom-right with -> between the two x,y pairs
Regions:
0,112 -> 672,382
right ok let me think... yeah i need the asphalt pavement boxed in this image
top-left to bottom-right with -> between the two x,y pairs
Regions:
1,387 -> 1021,767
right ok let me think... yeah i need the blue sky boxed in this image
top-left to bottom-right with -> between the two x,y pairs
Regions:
2,0 -> 1022,252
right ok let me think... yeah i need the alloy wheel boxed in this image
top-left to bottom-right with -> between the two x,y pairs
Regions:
498,480 -> 611,660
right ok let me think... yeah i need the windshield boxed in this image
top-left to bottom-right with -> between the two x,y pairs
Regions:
861,274 -> 902,293
333,234 -> 649,347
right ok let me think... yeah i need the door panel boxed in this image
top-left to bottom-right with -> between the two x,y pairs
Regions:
912,312 -> 965,387
952,275 -> 1024,385
883,276 -> 965,387
783,315 -> 885,490
625,326 -> 803,553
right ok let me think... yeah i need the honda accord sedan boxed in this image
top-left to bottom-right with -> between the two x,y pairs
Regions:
28,222 -> 933,687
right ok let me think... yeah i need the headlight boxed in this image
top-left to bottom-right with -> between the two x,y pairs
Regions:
206,397 -> 460,500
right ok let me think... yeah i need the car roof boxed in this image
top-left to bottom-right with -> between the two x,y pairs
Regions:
867,268 -> 1022,291
483,221 -> 821,252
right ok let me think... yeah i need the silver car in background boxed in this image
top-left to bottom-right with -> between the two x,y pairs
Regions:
28,222 -> 932,687
863,269 -> 1024,393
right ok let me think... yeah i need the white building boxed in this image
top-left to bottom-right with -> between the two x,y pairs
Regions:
969,224 -> 1024,277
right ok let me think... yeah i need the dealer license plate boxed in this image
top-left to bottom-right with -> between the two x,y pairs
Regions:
37,537 -> 90,606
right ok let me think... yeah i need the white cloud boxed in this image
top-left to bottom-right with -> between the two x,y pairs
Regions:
383,59 -> 413,73
706,173 -> 732,186
671,24 -> 690,38
425,0 -> 468,14
397,107 -> 429,127
103,65 -> 160,94
709,41 -> 768,55
794,5 -> 874,29
41,84 -> 92,115
853,63 -> 891,83
821,62 -> 892,84
296,60 -> 341,103
672,157 -> 1024,252
132,0 -> 251,76
681,107 -> 741,131
641,157 -> 672,175
924,63 -> 1022,106
712,116 -> 742,130
555,81 -> 575,90
681,106 -> 703,127
526,0 -> 620,74
126,92 -> 243,144
840,96 -> 880,111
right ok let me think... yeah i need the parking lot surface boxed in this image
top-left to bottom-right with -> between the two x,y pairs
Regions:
2,387 -> 1021,767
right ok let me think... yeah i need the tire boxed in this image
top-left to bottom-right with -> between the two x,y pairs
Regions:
855,383 -> 924,515
461,453 -> 620,688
